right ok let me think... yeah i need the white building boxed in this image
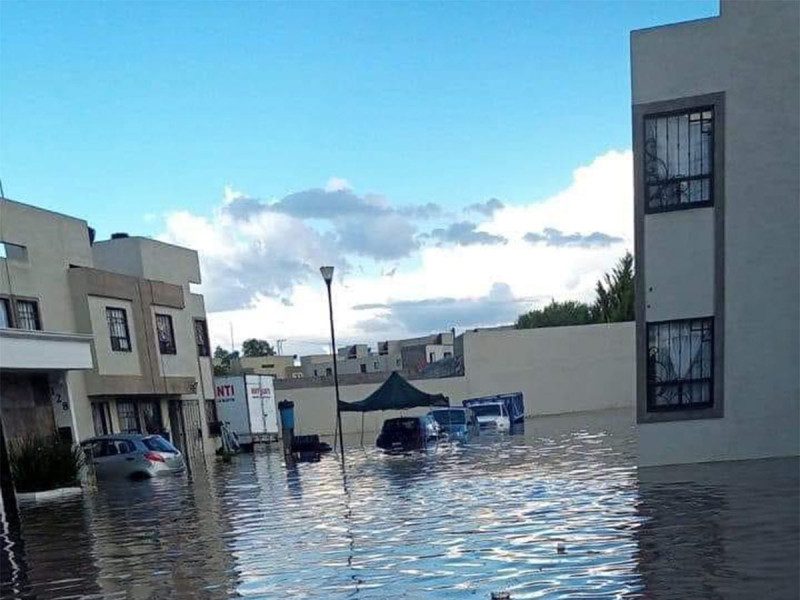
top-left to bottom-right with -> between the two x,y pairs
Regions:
0,198 -> 218,469
631,1 -> 799,466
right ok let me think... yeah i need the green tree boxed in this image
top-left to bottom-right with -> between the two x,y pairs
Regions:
241,338 -> 276,357
592,251 -> 634,323
516,300 -> 595,329
213,346 -> 240,376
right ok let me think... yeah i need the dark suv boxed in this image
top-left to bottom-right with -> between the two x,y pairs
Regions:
376,415 -> 439,451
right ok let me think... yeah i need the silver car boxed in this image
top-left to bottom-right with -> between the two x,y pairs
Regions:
81,434 -> 185,480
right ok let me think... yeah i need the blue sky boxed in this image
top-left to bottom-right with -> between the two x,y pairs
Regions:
1,1 -> 719,351
2,1 -> 716,238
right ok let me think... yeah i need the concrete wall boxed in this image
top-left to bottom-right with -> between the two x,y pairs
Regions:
278,322 -> 635,436
632,0 -> 800,465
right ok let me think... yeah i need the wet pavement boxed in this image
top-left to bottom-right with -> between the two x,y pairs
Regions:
1,409 -> 798,599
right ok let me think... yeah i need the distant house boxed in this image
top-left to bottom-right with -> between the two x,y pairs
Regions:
631,0 -> 799,466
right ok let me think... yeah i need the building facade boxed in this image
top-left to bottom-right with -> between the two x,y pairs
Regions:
631,0 -> 799,466
0,199 -> 218,468
299,332 -> 455,378
236,355 -> 297,379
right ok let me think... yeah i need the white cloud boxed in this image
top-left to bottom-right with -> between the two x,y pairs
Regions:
325,177 -> 351,192
158,150 -> 633,354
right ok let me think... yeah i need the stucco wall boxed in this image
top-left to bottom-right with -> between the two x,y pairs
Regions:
461,323 -> 635,416
278,322 -> 635,436
88,296 -> 141,376
632,0 -> 800,465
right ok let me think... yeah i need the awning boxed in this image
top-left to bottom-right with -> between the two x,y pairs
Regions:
338,371 -> 449,413
0,329 -> 94,371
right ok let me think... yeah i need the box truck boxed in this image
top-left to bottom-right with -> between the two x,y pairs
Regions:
214,375 -> 279,446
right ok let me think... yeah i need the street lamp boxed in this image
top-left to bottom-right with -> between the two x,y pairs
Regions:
320,266 -> 345,467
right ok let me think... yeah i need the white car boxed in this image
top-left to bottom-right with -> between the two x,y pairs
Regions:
469,402 -> 511,432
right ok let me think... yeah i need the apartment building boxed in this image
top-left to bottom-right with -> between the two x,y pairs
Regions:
631,0 -> 799,466
235,355 -> 298,379
299,332 -> 455,378
0,198 -> 218,469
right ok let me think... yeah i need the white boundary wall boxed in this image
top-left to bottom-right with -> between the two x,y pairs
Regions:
277,322 -> 635,437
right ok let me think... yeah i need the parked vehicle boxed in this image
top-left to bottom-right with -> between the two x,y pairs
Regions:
376,415 -> 439,451
467,402 -> 510,432
462,393 -> 525,432
81,434 -> 185,480
429,407 -> 479,441
214,375 -> 279,447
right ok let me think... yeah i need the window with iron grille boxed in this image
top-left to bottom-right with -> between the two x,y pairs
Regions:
16,299 -> 41,330
194,319 -> 210,356
644,108 -> 713,212
0,298 -> 11,328
116,400 -> 141,433
155,313 -> 176,354
647,317 -> 713,411
106,307 -> 131,351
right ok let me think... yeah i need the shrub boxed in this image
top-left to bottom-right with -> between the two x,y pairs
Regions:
8,433 -> 84,493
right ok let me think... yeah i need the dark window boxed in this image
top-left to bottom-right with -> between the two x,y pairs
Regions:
647,317 -> 713,411
106,307 -> 131,351
92,402 -> 113,435
16,299 -> 41,330
140,401 -> 164,434
360,363 -> 367,373
117,400 -> 141,433
0,298 -> 11,328
444,352 -> 452,359
156,313 -> 176,354
193,318 -> 210,357
644,108 -> 713,213
325,367 -> 332,376
429,352 -> 435,363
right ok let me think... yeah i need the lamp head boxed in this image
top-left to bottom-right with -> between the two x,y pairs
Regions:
320,266 -> 334,284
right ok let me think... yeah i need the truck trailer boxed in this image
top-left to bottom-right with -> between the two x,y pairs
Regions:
214,374 -> 279,447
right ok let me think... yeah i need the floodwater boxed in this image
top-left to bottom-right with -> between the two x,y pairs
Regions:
1,409 -> 798,599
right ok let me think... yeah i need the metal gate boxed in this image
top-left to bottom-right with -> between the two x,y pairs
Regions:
168,398 -> 206,474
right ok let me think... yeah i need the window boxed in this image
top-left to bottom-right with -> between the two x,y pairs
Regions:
429,352 -> 435,363
313,369 -> 318,377
193,318 -> 210,356
644,107 -> 713,212
92,402 -> 113,436
373,361 -> 379,369
16,299 -> 41,330
140,401 -> 164,434
155,313 -> 176,354
106,307 -> 131,351
117,400 -> 141,433
647,317 -> 713,411
325,367 -> 332,376
444,352 -> 452,359
360,363 -> 367,374
0,298 -> 11,328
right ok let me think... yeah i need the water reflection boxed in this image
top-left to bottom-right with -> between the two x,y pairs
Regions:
634,457 -> 799,600
1,409 -> 797,599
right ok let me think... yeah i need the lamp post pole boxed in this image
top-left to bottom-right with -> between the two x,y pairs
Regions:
321,266 -> 345,468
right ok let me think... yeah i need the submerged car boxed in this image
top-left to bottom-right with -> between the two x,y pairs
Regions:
81,434 -> 185,480
429,407 -> 479,441
376,415 -> 439,451
469,402 -> 511,432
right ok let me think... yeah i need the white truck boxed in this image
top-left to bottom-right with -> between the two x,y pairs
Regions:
214,374 -> 279,446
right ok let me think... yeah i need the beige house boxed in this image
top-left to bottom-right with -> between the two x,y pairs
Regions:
237,355 -> 297,379
631,0 -> 799,466
0,198 -> 217,468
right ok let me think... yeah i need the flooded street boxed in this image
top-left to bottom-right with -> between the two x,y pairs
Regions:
2,409 -> 798,599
